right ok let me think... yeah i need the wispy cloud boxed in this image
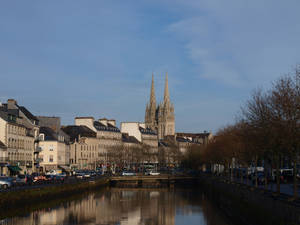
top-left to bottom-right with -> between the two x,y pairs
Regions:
167,0 -> 300,88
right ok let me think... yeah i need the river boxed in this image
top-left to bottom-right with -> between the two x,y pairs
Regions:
0,188 -> 234,225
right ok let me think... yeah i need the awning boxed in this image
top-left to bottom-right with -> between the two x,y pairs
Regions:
7,165 -> 22,172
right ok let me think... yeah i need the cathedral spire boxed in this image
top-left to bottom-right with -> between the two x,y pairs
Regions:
150,73 -> 156,107
164,72 -> 170,104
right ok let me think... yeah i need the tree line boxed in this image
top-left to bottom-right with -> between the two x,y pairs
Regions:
184,65 -> 300,199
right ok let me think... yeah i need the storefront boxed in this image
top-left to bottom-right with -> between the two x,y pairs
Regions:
7,165 -> 22,176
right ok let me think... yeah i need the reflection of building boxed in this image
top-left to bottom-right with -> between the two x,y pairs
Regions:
5,188 -> 238,225
145,73 -> 175,140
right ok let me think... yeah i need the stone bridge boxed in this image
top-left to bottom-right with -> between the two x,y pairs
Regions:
109,175 -> 197,188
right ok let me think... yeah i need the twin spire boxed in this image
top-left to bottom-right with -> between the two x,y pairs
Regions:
149,72 -> 170,107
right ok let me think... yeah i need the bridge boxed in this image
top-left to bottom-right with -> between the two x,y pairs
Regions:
109,175 -> 197,188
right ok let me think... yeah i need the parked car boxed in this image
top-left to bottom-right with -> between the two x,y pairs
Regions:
0,177 -> 13,189
122,171 -> 136,176
32,173 -> 46,183
149,171 -> 160,176
281,169 -> 293,183
76,172 -> 85,179
251,172 -> 266,185
55,175 -> 66,182
13,174 -> 29,186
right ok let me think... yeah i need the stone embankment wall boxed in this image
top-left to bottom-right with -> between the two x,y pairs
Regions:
0,178 -> 109,213
198,175 -> 300,225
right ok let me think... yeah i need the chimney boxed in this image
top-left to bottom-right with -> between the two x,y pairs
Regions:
7,99 -> 17,109
74,117 -> 96,132
99,118 -> 108,126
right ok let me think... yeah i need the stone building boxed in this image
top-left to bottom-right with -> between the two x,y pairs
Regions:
0,99 -> 39,174
74,117 -> 122,163
176,132 -> 213,153
0,140 -> 7,175
120,122 -> 158,150
121,122 -> 158,163
62,125 -> 101,170
38,127 -> 70,172
145,73 -> 175,140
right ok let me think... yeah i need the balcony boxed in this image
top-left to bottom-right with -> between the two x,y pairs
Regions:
34,157 -> 43,163
34,146 -> 42,153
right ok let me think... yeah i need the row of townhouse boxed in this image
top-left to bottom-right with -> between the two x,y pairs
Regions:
0,99 -> 39,175
0,99 -> 212,175
0,99 -> 160,175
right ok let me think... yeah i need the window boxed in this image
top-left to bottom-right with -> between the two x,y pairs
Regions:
49,155 -> 53,162
49,145 -> 54,151
39,134 -> 45,141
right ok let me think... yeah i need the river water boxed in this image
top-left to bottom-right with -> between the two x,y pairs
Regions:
0,188 -> 233,225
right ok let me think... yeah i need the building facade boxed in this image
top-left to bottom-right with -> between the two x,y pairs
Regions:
145,73 -> 175,140
39,127 -> 70,172
62,125 -> 101,170
75,117 -> 122,163
176,132 -> 213,153
0,99 -> 39,175
0,140 -> 7,175
120,122 -> 158,163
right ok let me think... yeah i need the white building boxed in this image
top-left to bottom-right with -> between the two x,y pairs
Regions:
121,122 -> 158,163
39,127 -> 70,172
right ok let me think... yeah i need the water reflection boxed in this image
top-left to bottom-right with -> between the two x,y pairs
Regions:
0,188 -> 233,225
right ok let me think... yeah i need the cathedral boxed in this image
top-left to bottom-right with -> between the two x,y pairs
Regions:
145,73 -> 175,140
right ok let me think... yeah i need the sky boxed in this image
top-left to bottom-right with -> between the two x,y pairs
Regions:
1,1 -> 300,133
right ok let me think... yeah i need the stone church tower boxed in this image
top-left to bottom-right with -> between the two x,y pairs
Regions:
145,73 -> 175,139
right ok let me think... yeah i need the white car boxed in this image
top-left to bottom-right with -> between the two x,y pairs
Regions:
149,171 -> 160,176
122,171 -> 136,176
0,177 -> 13,189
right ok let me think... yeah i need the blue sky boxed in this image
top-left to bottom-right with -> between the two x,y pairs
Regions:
1,1 -> 300,133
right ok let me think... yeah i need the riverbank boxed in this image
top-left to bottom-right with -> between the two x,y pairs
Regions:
0,177 -> 109,217
198,174 -> 300,225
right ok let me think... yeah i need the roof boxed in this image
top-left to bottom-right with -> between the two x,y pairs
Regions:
93,121 -> 120,133
39,127 -> 57,141
158,141 -> 169,147
176,136 -> 193,143
18,106 -> 39,122
139,127 -> 157,135
176,132 -> 211,138
122,133 -> 140,144
0,140 -> 7,149
61,125 -> 96,142
37,116 -> 61,132
0,100 -> 38,126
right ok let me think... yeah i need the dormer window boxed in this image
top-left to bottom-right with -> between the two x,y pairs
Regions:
39,134 -> 45,141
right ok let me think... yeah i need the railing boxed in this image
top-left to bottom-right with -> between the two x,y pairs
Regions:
34,146 -> 42,153
34,158 -> 43,163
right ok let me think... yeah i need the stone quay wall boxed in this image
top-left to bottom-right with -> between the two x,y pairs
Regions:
198,175 -> 300,225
